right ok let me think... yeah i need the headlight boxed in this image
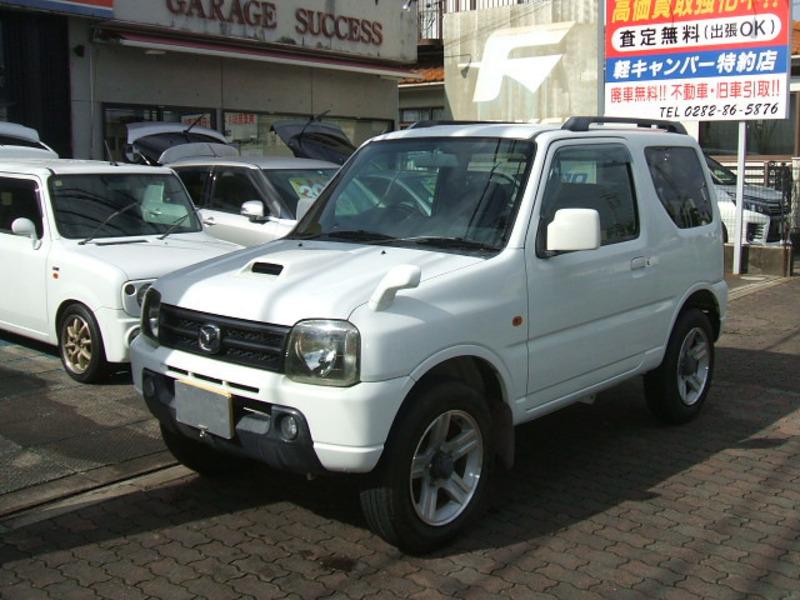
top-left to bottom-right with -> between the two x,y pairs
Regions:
121,280 -> 155,317
140,287 -> 162,341
285,320 -> 360,387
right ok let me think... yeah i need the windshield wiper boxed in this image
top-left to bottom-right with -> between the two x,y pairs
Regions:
321,230 -> 395,243
79,201 -> 140,245
158,211 -> 195,240
402,236 -> 500,252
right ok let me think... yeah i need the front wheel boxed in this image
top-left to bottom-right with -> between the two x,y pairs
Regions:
645,308 -> 714,425
360,379 -> 494,554
58,304 -> 109,383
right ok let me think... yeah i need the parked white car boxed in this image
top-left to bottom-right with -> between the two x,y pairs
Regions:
0,158 -> 240,383
125,121 -> 342,246
132,116 -> 727,553
168,155 -> 338,246
705,155 -> 788,245
714,188 -> 771,245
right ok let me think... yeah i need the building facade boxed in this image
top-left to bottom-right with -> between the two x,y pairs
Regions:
0,0 -> 418,158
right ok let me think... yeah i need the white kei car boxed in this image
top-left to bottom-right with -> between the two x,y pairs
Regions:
0,158 -> 240,382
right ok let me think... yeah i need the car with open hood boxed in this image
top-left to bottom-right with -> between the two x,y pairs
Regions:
0,122 -> 59,159
271,118 -> 356,165
125,121 -> 342,246
0,157 -> 240,383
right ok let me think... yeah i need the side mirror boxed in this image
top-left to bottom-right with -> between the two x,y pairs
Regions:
11,217 -> 37,238
11,217 -> 41,249
295,196 -> 315,221
546,208 -> 601,252
240,200 -> 266,221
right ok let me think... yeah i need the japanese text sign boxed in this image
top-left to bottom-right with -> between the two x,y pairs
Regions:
605,0 -> 791,121
1,1 -> 113,18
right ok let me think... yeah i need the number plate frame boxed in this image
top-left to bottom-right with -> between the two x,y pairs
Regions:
174,380 -> 233,439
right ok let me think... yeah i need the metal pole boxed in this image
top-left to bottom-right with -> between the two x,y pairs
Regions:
733,121 -> 746,275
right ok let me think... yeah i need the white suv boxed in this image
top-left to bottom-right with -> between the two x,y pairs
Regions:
0,159 -> 240,383
131,117 -> 727,553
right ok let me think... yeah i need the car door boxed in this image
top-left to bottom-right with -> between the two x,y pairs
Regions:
0,176 -> 50,338
204,167 -> 286,246
523,140 -> 657,409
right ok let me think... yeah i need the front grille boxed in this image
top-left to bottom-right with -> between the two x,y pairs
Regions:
159,304 -> 290,372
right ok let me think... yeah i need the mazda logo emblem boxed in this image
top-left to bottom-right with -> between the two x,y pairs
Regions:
198,323 -> 222,354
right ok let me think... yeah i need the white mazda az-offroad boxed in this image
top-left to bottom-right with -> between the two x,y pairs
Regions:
131,117 -> 727,553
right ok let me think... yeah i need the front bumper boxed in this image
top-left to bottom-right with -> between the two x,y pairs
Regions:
94,307 -> 140,363
130,335 -> 409,474
141,368 -> 325,474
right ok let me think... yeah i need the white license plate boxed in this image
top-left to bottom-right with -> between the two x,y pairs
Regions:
175,380 -> 233,439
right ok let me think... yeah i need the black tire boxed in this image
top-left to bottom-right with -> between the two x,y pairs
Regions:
58,304 -> 109,383
160,424 -> 251,477
360,379 -> 494,554
645,308 -> 714,425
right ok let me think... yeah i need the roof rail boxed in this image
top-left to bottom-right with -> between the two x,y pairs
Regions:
562,116 -> 687,135
407,120 -> 515,129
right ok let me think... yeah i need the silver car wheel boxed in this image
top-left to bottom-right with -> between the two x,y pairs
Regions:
677,326 -> 711,406
409,409 -> 484,527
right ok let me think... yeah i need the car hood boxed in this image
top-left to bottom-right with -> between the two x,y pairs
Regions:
73,233 -> 241,280
271,120 -> 356,165
155,239 -> 484,324
0,122 -> 59,158
125,122 -> 233,165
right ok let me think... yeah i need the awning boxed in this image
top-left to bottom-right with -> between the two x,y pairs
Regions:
100,31 -> 421,81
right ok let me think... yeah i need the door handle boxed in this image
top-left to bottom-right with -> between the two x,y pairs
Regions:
203,217 -> 216,226
631,256 -> 650,270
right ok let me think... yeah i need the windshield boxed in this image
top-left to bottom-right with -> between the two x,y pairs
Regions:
50,172 -> 202,240
705,156 -> 737,185
261,168 -> 337,216
291,137 -> 535,254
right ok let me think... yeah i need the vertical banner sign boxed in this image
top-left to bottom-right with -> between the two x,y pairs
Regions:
605,0 -> 791,121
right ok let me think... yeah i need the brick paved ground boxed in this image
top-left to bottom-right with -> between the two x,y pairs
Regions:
0,278 -> 798,599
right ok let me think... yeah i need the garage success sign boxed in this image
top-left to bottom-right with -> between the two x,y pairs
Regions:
605,0 -> 791,121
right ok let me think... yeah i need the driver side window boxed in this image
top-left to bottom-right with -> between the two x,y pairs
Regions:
540,144 -> 638,248
210,170 -> 264,214
0,178 -> 43,238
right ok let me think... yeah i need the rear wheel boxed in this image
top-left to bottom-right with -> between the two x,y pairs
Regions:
645,308 -> 714,424
360,379 -> 494,554
58,304 -> 108,383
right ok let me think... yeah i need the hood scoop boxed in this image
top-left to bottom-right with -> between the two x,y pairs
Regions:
251,262 -> 284,276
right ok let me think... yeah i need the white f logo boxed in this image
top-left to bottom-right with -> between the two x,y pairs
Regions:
462,22 -> 574,103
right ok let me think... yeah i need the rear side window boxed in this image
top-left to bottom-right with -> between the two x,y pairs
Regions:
645,147 -> 713,228
539,143 -> 639,247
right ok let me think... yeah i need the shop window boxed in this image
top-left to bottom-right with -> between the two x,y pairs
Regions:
698,94 -> 797,157
222,111 -> 391,157
400,107 -> 445,128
